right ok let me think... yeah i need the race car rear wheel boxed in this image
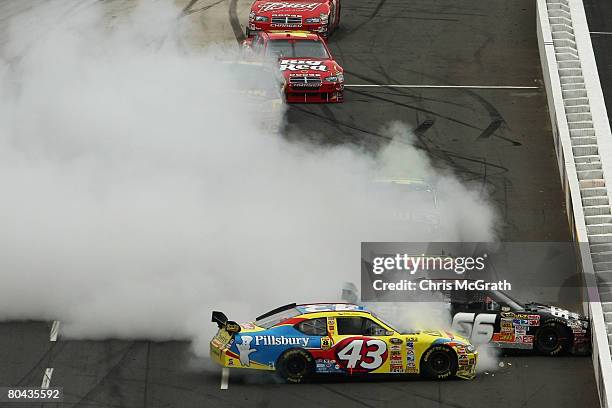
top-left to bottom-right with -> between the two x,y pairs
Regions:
535,322 -> 569,356
420,346 -> 458,380
277,349 -> 315,383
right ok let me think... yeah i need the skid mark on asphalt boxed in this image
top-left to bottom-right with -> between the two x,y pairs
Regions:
341,69 -> 487,132
15,333 -> 66,387
3,0 -> 99,67
228,0 -> 245,44
180,0 -> 226,17
180,0 -> 201,15
345,88 -> 482,131
478,118 -> 504,140
393,66 -> 525,147
320,105 -> 356,140
414,119 -> 435,135
289,105 -> 398,145
290,97 -> 509,184
309,63 -> 512,194
68,342 -> 140,407
338,0 -> 388,37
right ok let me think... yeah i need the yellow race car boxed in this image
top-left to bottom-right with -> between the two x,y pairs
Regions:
210,303 -> 477,382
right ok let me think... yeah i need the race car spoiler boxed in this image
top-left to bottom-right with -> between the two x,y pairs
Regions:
211,311 -> 241,333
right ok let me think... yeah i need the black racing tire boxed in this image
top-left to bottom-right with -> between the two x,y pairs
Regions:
535,322 -> 570,356
245,27 -> 251,37
420,346 -> 458,380
276,349 -> 315,383
325,11 -> 335,37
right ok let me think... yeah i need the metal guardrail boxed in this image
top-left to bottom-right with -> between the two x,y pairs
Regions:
537,0 -> 612,406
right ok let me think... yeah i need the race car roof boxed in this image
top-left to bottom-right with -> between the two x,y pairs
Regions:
255,302 -> 369,322
295,303 -> 368,314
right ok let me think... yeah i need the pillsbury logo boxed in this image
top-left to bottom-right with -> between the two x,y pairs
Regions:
254,335 -> 310,346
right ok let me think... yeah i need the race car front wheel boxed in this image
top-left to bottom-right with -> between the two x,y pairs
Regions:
277,349 -> 315,383
420,346 -> 458,380
535,322 -> 569,356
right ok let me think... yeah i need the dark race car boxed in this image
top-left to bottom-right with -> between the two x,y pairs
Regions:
442,281 -> 591,356
247,0 -> 341,39
342,279 -> 591,356
244,31 -> 344,103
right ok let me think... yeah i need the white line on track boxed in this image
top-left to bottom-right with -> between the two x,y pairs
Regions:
220,368 -> 229,390
344,84 -> 539,89
42,321 -> 59,390
590,31 -> 612,35
50,320 -> 60,341
41,368 -> 54,389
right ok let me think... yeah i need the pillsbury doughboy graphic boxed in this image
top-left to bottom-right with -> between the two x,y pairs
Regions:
236,335 -> 256,367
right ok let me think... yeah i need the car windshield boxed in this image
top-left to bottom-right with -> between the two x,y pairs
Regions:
266,39 -> 329,59
256,308 -> 301,328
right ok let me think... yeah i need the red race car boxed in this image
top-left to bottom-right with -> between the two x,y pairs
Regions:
247,0 -> 341,39
245,31 -> 344,103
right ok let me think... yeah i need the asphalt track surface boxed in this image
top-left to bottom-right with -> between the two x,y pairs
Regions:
0,0 -> 600,407
584,0 -> 612,128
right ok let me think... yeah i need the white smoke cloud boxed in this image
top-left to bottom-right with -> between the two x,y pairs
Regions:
0,0 -> 497,358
